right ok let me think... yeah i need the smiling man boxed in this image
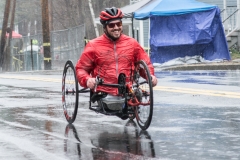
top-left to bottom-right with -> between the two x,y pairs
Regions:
75,7 -> 157,95
105,20 -> 122,40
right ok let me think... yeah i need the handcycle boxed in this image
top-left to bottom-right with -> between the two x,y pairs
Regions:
62,60 -> 154,130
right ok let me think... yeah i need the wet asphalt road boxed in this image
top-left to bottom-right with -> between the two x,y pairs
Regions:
1,70 -> 240,159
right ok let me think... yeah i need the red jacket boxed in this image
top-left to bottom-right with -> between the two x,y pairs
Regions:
75,34 -> 154,95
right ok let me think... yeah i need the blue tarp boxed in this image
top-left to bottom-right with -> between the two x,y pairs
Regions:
134,0 -> 231,64
134,0 -> 217,18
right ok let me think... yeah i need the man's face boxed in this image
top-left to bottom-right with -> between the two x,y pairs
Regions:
106,20 -> 122,39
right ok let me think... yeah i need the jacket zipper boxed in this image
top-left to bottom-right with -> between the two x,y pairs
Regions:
114,42 -> 118,78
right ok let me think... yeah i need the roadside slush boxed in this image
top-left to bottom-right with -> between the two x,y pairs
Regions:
155,59 -> 240,71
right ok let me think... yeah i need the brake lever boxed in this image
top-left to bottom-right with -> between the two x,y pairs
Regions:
94,76 -> 99,92
94,76 -> 103,92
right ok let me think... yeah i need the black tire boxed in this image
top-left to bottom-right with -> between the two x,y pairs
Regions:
133,60 -> 153,130
62,60 -> 79,124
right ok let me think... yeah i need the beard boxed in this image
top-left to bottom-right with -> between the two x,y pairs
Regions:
105,28 -> 122,41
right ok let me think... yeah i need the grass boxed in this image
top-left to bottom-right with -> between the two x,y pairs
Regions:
230,48 -> 240,60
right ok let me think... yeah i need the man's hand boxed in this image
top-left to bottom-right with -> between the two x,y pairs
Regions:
87,78 -> 96,89
151,75 -> 158,87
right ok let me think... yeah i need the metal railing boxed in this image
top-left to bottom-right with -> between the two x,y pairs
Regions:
221,6 -> 239,36
220,0 -> 240,50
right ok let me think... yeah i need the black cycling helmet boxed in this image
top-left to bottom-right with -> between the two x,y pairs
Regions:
100,7 -> 123,27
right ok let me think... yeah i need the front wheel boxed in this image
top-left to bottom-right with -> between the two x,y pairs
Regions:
134,60 -> 153,130
62,60 -> 79,124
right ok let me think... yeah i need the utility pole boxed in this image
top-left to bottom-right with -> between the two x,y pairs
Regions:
0,0 -> 11,71
41,0 -> 51,70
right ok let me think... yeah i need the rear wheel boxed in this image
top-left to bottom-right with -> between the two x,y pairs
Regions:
133,60 -> 153,130
62,60 -> 79,123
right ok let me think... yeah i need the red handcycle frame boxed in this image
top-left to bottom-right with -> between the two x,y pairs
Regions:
62,60 -> 153,130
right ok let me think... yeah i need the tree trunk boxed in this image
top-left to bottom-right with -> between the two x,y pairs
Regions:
0,0 -> 11,71
6,0 -> 16,72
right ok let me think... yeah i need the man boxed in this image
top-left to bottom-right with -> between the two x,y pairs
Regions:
76,7 -> 157,96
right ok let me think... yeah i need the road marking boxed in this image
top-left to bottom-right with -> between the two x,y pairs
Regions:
0,75 -> 62,83
1,75 -> 240,98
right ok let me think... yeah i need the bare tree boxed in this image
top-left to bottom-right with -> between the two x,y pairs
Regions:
50,0 -> 129,39
12,0 -> 129,38
0,0 -> 10,70
15,0 -> 42,36
51,0 -> 81,30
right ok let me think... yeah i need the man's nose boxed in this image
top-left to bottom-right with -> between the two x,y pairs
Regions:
113,24 -> 119,29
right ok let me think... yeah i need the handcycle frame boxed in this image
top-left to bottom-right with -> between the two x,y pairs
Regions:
62,60 -> 154,130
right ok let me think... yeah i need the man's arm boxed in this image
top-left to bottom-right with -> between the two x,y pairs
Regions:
75,43 -> 95,88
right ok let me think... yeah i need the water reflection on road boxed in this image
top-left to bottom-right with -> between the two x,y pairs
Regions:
64,120 -> 156,160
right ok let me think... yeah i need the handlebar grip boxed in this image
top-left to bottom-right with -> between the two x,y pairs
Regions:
94,76 -> 104,92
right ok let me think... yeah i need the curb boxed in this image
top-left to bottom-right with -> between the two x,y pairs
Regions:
155,62 -> 240,71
